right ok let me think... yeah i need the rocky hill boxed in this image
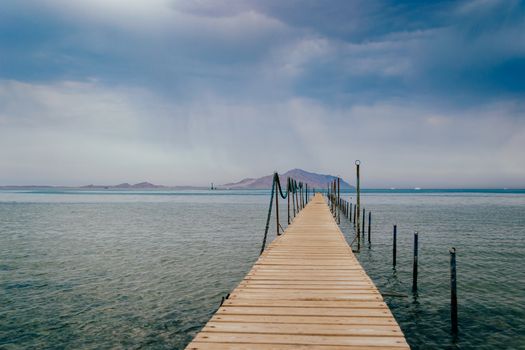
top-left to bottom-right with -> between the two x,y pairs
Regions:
221,169 -> 353,190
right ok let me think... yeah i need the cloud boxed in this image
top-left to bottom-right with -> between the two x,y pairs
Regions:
0,1 -> 524,186
1,79 -> 524,187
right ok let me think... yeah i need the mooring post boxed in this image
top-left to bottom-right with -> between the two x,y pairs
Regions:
295,181 -> 299,213
368,211 -> 371,245
349,203 -> 352,223
302,184 -> 305,209
393,225 -> 397,268
450,247 -> 458,336
355,160 -> 361,250
275,175 -> 280,235
287,178 -> 291,225
362,208 -> 365,238
305,183 -> 308,205
332,181 -> 336,217
293,180 -> 297,218
412,232 -> 419,293
337,177 -> 341,224
299,185 -> 303,210
353,204 -> 356,226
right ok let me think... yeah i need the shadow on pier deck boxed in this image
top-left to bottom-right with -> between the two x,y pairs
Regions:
186,193 -> 409,349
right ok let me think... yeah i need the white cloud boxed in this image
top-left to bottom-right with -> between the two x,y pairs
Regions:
1,79 -> 524,187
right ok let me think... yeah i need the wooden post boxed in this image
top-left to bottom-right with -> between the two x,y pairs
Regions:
356,160 -> 361,249
393,225 -> 397,268
368,211 -> 371,245
275,175 -> 280,235
287,178 -> 290,225
450,247 -> 458,336
362,208 -> 365,238
349,203 -> 352,223
299,185 -> 303,210
295,181 -> 299,213
332,181 -> 336,216
305,183 -> 308,205
412,232 -> 419,293
353,204 -> 356,226
292,180 -> 296,218
337,177 -> 340,224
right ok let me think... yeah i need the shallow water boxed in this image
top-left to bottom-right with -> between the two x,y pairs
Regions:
0,190 -> 524,349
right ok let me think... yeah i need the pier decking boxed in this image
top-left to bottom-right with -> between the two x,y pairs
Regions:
186,193 -> 409,349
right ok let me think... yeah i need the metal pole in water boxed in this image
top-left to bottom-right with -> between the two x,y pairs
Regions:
412,232 -> 419,293
368,211 -> 371,245
393,225 -> 397,268
450,247 -> 458,336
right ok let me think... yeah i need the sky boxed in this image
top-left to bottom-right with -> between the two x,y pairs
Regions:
0,0 -> 524,188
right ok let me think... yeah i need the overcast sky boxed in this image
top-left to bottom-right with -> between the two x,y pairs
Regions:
1,0 -> 524,187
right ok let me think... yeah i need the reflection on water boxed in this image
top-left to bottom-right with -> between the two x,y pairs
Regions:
1,190 -> 524,349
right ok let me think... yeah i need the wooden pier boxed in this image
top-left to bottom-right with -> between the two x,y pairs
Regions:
186,193 -> 409,349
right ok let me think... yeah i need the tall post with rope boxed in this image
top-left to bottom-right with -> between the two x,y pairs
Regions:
275,174 -> 280,235
356,160 -> 361,252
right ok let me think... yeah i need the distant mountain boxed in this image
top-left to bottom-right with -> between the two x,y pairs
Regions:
221,169 -> 354,190
81,182 -> 165,189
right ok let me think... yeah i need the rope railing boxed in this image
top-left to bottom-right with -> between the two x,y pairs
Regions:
260,172 -> 311,255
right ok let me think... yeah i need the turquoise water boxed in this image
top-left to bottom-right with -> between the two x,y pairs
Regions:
1,189 -> 524,349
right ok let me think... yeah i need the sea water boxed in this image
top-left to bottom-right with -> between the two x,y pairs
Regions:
0,189 -> 524,349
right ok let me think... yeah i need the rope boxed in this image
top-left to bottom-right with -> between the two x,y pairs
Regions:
274,173 -> 288,199
260,172 -> 312,254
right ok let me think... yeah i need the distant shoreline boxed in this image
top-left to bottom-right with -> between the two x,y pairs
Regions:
1,187 -> 524,194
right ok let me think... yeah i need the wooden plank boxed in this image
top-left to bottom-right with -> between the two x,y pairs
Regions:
184,193 -> 409,349
203,322 -> 403,336
187,343 -> 405,350
192,333 -> 408,347
217,307 -> 392,317
210,314 -> 398,326
222,300 -> 387,308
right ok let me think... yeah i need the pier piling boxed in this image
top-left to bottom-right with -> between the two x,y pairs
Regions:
450,247 -> 458,336
362,208 -> 365,238
368,211 -> 371,245
412,232 -> 419,293
393,225 -> 397,268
